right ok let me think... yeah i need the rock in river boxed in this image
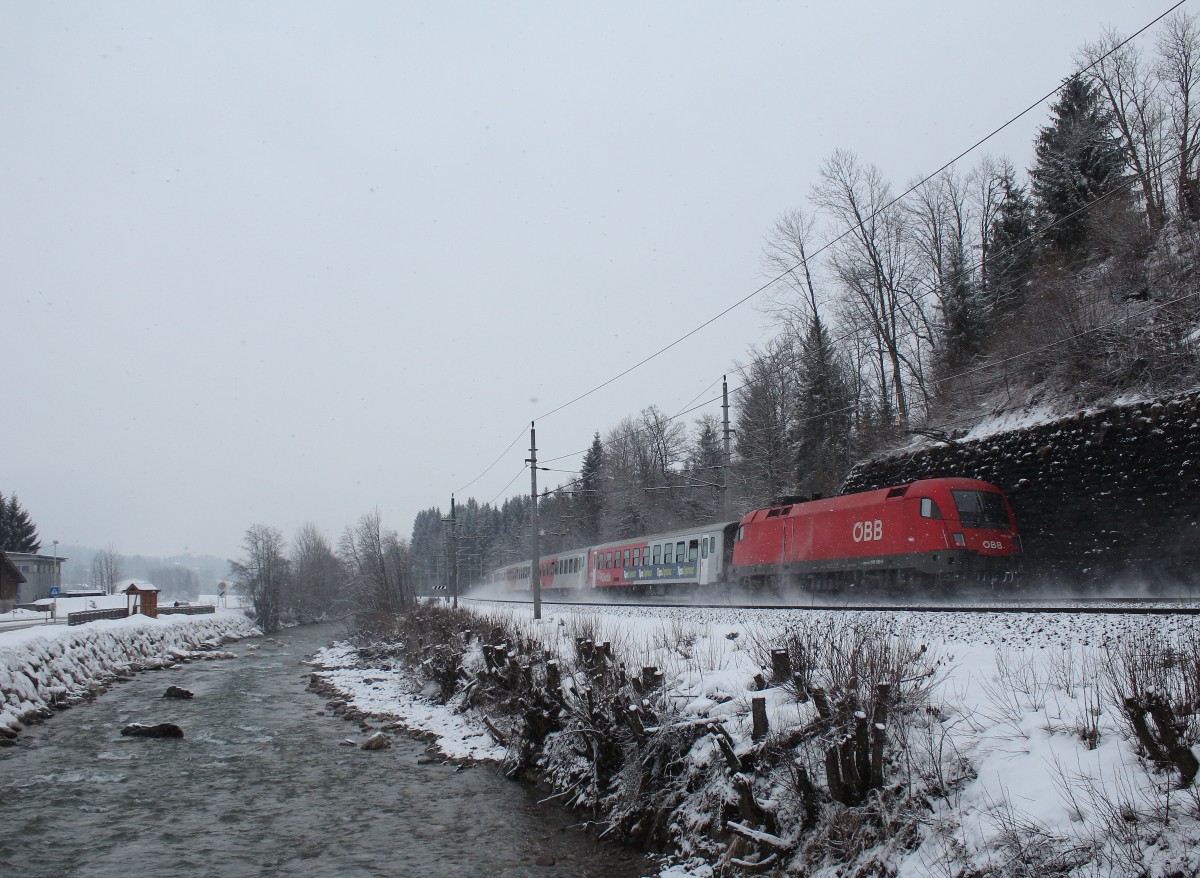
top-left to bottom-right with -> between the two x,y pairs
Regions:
163,686 -> 194,699
361,732 -> 391,751
121,722 -> 185,738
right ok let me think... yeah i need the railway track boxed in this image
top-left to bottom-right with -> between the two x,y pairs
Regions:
463,594 -> 1200,616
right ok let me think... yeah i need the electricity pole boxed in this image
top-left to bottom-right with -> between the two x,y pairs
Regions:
449,493 -> 458,609
722,375 -> 732,521
527,421 -> 542,620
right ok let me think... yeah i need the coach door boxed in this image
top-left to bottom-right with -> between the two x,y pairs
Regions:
699,534 -> 715,585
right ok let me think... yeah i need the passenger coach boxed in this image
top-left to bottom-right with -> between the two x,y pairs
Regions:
586,521 -> 739,595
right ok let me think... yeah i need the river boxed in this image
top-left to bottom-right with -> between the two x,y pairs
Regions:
0,623 -> 649,878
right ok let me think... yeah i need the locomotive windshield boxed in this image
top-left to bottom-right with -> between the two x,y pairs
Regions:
951,490 -> 1010,530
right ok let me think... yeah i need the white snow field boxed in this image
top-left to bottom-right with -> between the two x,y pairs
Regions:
0,610 -> 259,739
314,600 -> 1200,878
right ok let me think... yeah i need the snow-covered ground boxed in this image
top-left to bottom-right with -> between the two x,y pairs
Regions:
313,601 -> 1200,877
0,610 -> 259,739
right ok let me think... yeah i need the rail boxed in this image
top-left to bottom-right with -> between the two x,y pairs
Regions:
463,596 -> 1200,616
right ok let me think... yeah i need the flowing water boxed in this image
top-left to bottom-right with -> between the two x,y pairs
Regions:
0,624 -> 649,878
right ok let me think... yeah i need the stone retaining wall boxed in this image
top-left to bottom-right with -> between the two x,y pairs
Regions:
840,391 -> 1200,588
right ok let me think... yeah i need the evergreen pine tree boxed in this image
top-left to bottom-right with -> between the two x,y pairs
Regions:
1030,75 -> 1127,256
984,172 -> 1036,315
578,433 -> 605,545
936,243 -> 984,376
792,314 -> 855,498
683,416 -> 724,523
0,493 -> 41,553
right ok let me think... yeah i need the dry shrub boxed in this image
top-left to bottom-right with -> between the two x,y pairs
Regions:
1102,624 -> 1200,787
770,616 -> 941,740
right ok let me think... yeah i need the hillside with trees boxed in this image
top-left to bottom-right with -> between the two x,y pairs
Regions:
407,15 -> 1200,585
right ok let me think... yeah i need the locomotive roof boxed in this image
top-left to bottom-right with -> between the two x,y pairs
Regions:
741,477 -> 1005,521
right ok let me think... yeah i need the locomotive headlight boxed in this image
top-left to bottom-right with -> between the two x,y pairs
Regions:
951,533 -> 966,547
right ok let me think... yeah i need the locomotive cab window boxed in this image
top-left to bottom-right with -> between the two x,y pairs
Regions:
952,490 -> 1010,529
920,498 -> 943,519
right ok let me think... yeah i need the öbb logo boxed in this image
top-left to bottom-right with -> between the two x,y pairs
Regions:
853,520 -> 883,543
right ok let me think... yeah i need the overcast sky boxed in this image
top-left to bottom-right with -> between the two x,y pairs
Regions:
2,1 -> 1177,561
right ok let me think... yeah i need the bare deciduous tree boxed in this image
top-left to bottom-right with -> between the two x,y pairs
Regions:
1157,12 -> 1200,220
339,510 -> 412,614
1079,30 -> 1168,231
90,544 -> 123,595
291,522 -> 344,621
813,149 -> 924,424
230,524 -> 289,633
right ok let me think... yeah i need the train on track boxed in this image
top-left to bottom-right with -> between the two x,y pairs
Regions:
477,477 -> 1022,597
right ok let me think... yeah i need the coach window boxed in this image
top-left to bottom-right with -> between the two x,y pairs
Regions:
652,544 -> 661,564
677,541 -> 686,562
622,549 -> 630,567
701,538 -> 709,559
920,498 -> 944,519
688,539 -> 699,562
662,543 -> 673,564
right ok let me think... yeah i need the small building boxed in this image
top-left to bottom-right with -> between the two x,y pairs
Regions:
7,551 -> 65,605
123,582 -> 160,619
0,550 -> 27,613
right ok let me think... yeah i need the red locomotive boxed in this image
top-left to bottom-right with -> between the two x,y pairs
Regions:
731,477 -> 1020,590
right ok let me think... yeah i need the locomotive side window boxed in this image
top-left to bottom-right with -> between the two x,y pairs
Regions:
920,498 -> 943,519
736,526 -> 744,542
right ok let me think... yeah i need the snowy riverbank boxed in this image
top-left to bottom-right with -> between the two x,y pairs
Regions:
311,601 -> 1200,878
0,611 -> 260,742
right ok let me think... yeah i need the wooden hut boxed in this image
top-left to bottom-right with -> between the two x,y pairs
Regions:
123,582 -> 160,619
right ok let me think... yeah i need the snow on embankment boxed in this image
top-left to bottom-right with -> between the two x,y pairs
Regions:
0,612 -> 259,741
326,601 -> 1200,877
